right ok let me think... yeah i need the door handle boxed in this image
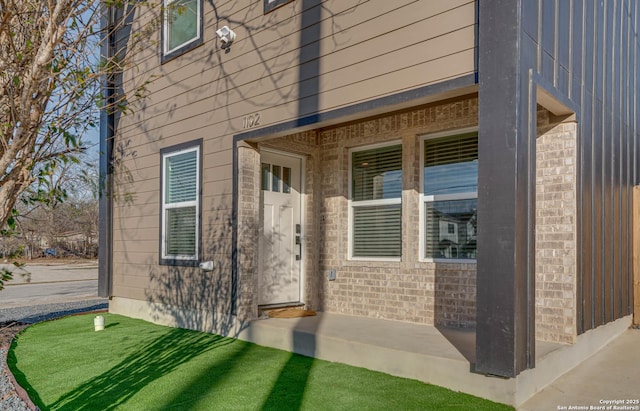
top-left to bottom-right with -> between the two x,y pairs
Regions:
295,224 -> 302,260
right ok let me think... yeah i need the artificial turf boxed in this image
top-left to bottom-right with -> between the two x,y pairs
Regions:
8,313 -> 513,410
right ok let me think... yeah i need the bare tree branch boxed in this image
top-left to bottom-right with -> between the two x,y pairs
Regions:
0,0 -> 159,231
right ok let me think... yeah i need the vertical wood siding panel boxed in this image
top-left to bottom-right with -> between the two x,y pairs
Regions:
582,91 -> 594,331
574,0 -> 586,332
585,2 -> 597,330
558,0 -> 570,70
630,0 -> 638,315
571,0 -> 584,103
596,2 -> 605,101
542,0 -> 556,55
594,99 -> 604,328
523,0 -> 539,40
614,1 -> 623,320
621,2 -> 628,317
616,119 -> 624,319
624,0 -> 632,317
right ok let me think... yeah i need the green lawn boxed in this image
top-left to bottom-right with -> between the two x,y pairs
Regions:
8,314 -> 513,411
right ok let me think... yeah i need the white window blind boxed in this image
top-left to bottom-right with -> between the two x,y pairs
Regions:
351,144 -> 402,258
353,204 -> 402,257
163,147 -> 199,260
424,132 -> 478,196
352,145 -> 402,201
165,207 -> 196,256
166,151 -> 197,203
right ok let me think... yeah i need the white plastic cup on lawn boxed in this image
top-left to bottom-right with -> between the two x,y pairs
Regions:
94,315 -> 105,331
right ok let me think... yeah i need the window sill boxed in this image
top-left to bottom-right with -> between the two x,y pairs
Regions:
264,0 -> 294,14
422,258 -> 477,265
161,38 -> 204,65
159,258 -> 200,267
345,258 -> 402,266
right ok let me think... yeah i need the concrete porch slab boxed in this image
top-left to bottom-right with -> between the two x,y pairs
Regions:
236,312 -> 633,407
237,312 -> 526,406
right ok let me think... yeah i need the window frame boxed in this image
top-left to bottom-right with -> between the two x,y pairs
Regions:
420,127 -> 478,263
159,139 -> 202,266
162,0 -> 203,63
264,0 -> 295,14
348,141 -> 403,262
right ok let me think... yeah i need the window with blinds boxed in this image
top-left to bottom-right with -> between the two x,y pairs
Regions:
423,132 -> 477,260
351,144 -> 402,258
162,145 -> 199,262
424,132 -> 478,195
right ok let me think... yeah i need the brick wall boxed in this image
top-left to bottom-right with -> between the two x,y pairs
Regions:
297,97 -> 478,326
535,110 -> 578,343
236,142 -> 261,321
434,263 -> 477,327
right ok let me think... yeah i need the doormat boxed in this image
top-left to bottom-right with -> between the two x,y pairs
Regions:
267,308 -> 317,318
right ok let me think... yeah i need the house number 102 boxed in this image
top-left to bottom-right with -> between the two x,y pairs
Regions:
243,113 -> 261,129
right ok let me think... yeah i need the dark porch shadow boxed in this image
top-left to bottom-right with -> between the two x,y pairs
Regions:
434,262 -> 477,364
436,326 -> 476,363
260,314 -> 320,411
261,0 -> 325,407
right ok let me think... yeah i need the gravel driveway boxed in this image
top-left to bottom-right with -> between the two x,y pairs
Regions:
0,299 -> 108,410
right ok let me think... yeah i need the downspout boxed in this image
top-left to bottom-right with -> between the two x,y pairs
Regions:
98,4 -> 115,298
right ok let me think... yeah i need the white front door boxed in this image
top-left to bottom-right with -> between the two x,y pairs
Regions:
258,151 -> 303,306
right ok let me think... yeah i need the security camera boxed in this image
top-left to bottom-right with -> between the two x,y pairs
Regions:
216,26 -> 236,49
